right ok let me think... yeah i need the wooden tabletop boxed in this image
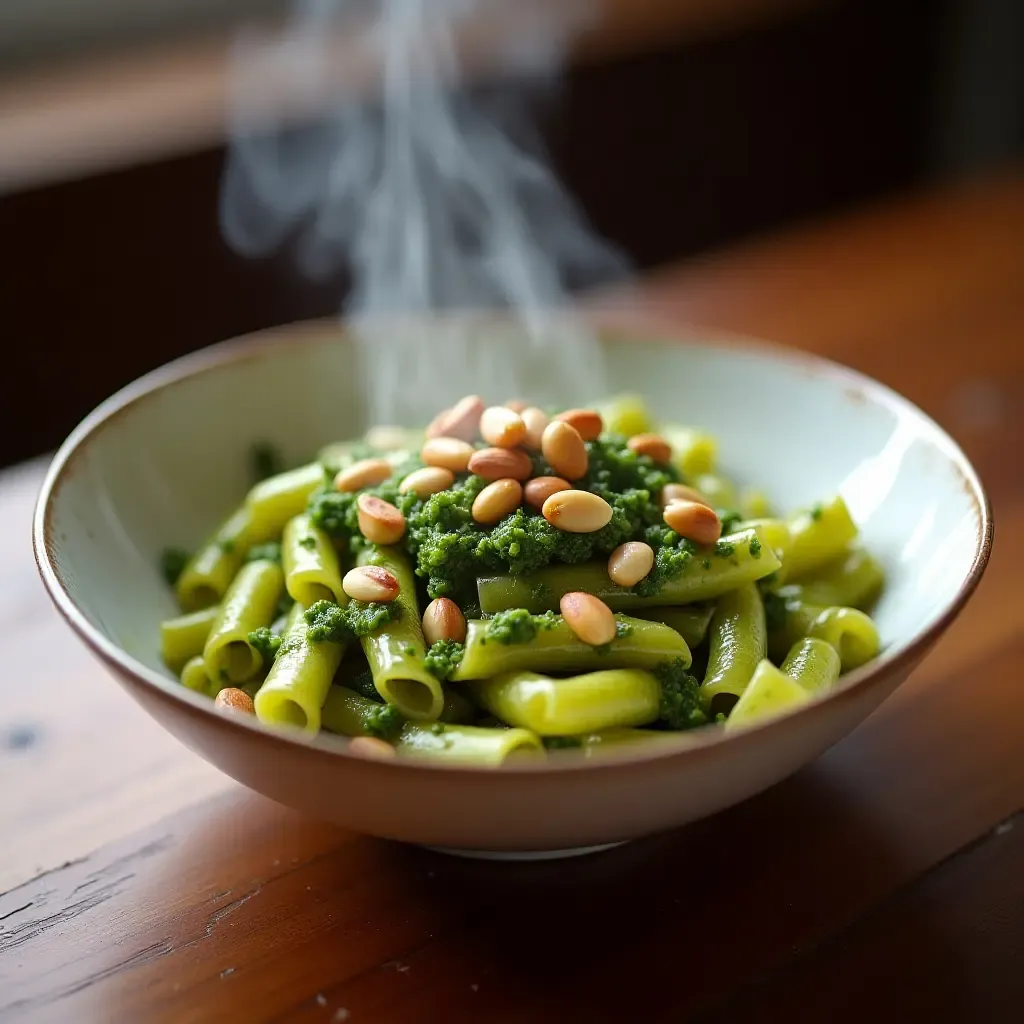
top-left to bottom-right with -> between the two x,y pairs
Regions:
3,172 -> 1023,1022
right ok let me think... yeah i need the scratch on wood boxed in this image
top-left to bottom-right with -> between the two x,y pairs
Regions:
0,901 -> 32,923
203,889 -> 260,939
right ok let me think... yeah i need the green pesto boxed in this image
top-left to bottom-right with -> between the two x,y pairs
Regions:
485,609 -> 559,645
247,626 -> 282,662
654,658 -> 708,729
303,598 -> 399,644
424,640 -> 465,681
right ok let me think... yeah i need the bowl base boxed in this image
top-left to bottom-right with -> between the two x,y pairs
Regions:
422,841 -> 627,861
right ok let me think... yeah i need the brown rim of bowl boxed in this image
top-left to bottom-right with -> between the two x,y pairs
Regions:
32,317 -> 994,777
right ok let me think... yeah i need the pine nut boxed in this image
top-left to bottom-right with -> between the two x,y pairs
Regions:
348,735 -> 398,759
431,394 -> 484,442
334,457 -> 393,493
542,489 -> 612,533
399,465 -> 455,498
422,597 -> 468,644
664,500 -> 722,546
467,446 -> 533,481
560,592 -> 617,646
479,406 -> 527,448
608,541 -> 655,587
554,408 -> 603,442
421,437 -> 475,473
524,475 -> 571,509
628,433 -> 673,464
214,687 -> 255,715
343,564 -> 401,602
472,478 -> 523,524
504,398 -> 528,413
521,407 -> 549,449
425,407 -> 451,439
356,494 -> 406,545
661,483 -> 711,508
541,421 -> 588,480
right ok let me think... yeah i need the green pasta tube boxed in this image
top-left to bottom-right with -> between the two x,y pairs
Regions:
780,548 -> 885,611
451,615 -> 690,682
282,513 -> 346,607
397,723 -> 545,765
320,685 -> 396,737
738,518 -> 791,563
468,668 -> 662,735
203,558 -> 285,684
574,728 -> 691,758
781,495 -> 859,581
356,546 -> 444,721
477,527 -> 780,614
254,603 -> 345,732
724,659 -> 812,731
662,424 -> 717,479
781,637 -> 841,695
597,393 -> 651,438
176,506 -> 253,611
245,462 -> 326,545
180,655 -> 215,696
700,583 -> 767,704
768,600 -> 880,672
161,605 -> 219,673
628,605 -> 714,648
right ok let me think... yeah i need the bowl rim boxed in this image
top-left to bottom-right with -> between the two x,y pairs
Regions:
32,317 -> 994,777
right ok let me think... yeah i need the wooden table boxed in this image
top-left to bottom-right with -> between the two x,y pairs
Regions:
2,173 -> 1023,1023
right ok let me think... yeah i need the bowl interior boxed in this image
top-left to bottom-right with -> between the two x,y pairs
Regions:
40,322 -> 985,713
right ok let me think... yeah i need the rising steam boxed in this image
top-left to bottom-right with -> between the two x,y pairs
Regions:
220,0 -> 629,423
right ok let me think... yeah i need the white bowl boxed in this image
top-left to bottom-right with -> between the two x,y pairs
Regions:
33,320 -> 992,855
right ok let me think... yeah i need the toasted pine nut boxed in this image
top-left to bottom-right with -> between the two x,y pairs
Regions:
356,494 -> 406,545
399,465 -> 455,498
664,500 -> 722,546
422,597 -> 468,645
343,564 -> 401,602
608,542 -> 655,587
504,399 -> 528,413
425,407 -> 451,439
628,433 -> 673,464
661,483 -> 711,508
472,478 -> 523,525
467,446 -> 533,481
348,736 -> 398,759
554,408 -> 603,442
479,406 -> 527,449
560,592 -> 617,646
214,687 -> 254,715
421,437 -> 475,473
334,457 -> 393,493
521,407 -> 549,449
432,395 -> 484,442
524,475 -> 571,509
542,489 -> 612,533
541,421 -> 588,480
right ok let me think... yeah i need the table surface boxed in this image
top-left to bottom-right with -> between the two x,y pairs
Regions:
2,172 -> 1023,1023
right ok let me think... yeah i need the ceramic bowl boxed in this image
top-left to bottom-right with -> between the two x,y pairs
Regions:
33,320 -> 992,856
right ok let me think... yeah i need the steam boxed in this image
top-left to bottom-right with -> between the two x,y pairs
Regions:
220,0 -> 629,423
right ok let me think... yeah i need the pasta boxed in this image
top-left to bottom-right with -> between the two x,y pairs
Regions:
157,393 -> 886,762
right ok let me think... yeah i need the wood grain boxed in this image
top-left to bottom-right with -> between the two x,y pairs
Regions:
2,173 -> 1023,1021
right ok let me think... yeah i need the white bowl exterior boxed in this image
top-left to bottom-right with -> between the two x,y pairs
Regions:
46,328 -> 982,681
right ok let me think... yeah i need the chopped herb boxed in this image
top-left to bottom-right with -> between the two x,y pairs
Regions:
219,538 -> 236,555
718,510 -> 742,535
246,541 -> 282,564
615,620 -> 633,638
297,535 -> 318,550
810,503 -> 824,521
431,723 -> 446,736
748,535 -> 762,558
424,640 -> 465,681
654,658 -> 708,730
160,547 -> 190,587
248,626 -> 283,662
304,599 -> 398,644
403,644 -> 416,656
713,540 -> 735,558
364,703 -> 403,740
485,608 -> 559,645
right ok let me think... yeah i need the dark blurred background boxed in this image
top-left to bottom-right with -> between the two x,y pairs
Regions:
1,0 -> 1022,468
